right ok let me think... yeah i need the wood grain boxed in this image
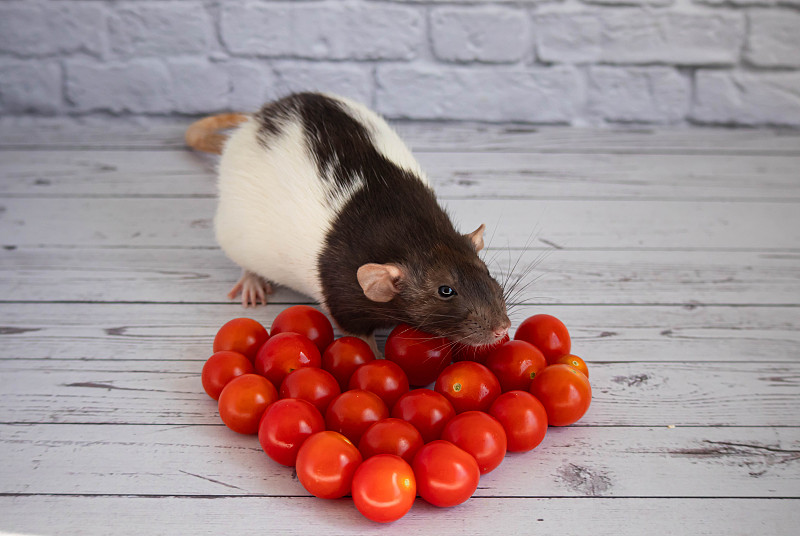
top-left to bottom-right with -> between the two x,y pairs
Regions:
1,424 -> 797,497
2,197 -> 798,249
2,150 -> 799,201
0,303 -> 797,363
1,495 -> 797,536
0,360 -> 797,426
3,246 -> 799,305
2,120 -> 799,154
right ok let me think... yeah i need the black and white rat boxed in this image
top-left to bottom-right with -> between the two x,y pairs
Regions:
186,92 -> 510,355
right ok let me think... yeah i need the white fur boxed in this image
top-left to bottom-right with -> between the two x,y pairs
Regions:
214,94 -> 423,303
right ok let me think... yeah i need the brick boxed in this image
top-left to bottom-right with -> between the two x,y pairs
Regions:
373,0 -> 551,3
221,2 -> 423,60
582,0 -> 674,5
534,10 -> 744,65
0,1 -> 106,57
66,59 -> 173,114
272,62 -> 373,105
587,66 -> 689,123
0,60 -> 61,114
376,65 -> 580,122
692,70 -> 800,126
430,6 -> 528,63
110,2 -> 213,57
745,9 -> 800,67
224,60 -> 276,113
167,59 -> 230,114
694,0 -> 800,6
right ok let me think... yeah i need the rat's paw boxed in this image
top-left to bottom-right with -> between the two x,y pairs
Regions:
227,270 -> 273,308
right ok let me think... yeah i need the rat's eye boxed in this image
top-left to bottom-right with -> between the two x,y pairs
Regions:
438,285 -> 457,298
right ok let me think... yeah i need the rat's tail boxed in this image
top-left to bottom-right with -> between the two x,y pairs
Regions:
185,113 -> 249,154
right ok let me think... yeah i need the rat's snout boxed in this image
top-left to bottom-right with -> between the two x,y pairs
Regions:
492,319 -> 511,341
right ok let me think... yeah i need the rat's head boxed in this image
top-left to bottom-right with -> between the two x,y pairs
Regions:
357,224 -> 511,346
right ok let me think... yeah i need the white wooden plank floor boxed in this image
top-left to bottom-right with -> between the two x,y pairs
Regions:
0,122 -> 799,535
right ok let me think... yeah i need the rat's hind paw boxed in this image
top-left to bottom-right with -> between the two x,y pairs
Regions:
227,270 -> 274,308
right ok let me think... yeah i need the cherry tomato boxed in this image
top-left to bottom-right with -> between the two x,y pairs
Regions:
279,367 -> 340,414
514,314 -> 571,364
213,318 -> 269,363
434,361 -> 501,414
441,411 -> 507,474
358,418 -> 424,465
554,354 -> 589,378
348,360 -> 410,410
412,440 -> 480,508
451,333 -> 509,363
295,430 -> 362,499
391,388 -> 455,444
529,364 -> 592,426
485,340 -> 547,392
201,350 -> 255,400
322,336 -> 376,390
384,324 -> 452,387
325,389 -> 389,446
217,374 -> 278,434
270,305 -> 334,355
254,332 -> 321,387
489,390 -> 548,452
352,454 -> 416,523
258,398 -> 325,466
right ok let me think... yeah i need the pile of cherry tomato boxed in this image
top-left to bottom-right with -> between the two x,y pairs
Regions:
201,305 -> 592,523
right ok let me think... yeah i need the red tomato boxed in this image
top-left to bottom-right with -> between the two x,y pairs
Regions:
434,361 -> 501,414
391,388 -> 455,444
279,367 -> 340,414
441,411 -> 507,474
358,418 -> 424,465
321,336 -> 376,391
270,305 -> 334,355
348,360 -> 410,410
412,440 -> 480,508
384,324 -> 452,387
514,314 -> 571,364
554,354 -> 589,378
258,398 -> 325,466
485,340 -> 547,392
529,364 -> 592,426
489,390 -> 548,452
295,430 -> 362,499
201,350 -> 255,400
451,333 -> 509,363
254,332 -> 321,387
217,374 -> 278,434
325,389 -> 389,446
213,318 -> 269,363
352,454 -> 416,523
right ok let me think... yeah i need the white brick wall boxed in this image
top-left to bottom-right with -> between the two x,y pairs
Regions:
0,0 -> 799,126
430,6 -> 529,63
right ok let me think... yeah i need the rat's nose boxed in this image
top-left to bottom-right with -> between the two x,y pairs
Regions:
492,324 -> 510,341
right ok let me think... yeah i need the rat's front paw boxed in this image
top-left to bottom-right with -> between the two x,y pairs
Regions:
227,270 -> 273,307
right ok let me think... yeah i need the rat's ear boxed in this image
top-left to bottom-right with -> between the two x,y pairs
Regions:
466,223 -> 486,252
357,263 -> 405,302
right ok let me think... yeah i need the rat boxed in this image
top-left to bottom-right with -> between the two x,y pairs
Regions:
186,92 -> 511,355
